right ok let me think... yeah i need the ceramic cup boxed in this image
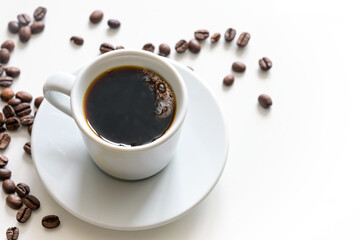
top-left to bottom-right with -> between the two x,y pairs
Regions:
43,50 -> 188,180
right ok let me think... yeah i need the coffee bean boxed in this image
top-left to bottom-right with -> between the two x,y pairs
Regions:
0,133 -> 11,150
1,40 -> 15,52
30,21 -> 45,34
223,74 -> 235,86
16,108 -> 31,118
0,168 -> 11,180
100,43 -> 115,53
23,142 -> 31,155
0,48 -> 10,64
16,91 -> 33,103
17,14 -> 31,26
188,39 -> 201,53
5,67 -> 21,78
35,96 -> 44,108
6,194 -> 23,209
70,36 -> 84,46
42,215 -> 60,229
258,94 -> 273,108
8,21 -> 20,34
158,43 -> 170,57
232,61 -> 246,73
16,206 -> 32,223
0,64 -> 3,75
89,10 -> 103,23
0,76 -> 13,87
19,26 -> 31,43
142,43 -> 155,53
211,32 -> 221,43
0,112 -> 6,125
108,19 -> 121,29
3,105 -> 15,118
34,6 -> 47,21
115,46 -> 124,50
224,28 -> 236,42
24,195 -> 40,210
1,88 -> 15,101
6,227 -> 19,240
8,98 -> 21,107
175,39 -> 188,53
16,183 -> 30,197
0,154 -> 9,168
259,57 -> 272,71
194,29 -> 209,40
0,126 -> 6,132
237,32 -> 250,47
6,117 -> 20,131
28,124 -> 32,135
20,115 -> 34,126
3,179 -> 15,194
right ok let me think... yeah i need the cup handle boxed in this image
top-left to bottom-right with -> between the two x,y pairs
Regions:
43,72 -> 76,117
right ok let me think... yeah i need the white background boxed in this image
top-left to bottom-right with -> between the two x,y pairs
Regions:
1,0 -> 360,239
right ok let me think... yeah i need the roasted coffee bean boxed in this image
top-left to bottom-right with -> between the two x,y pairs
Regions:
70,36 -> 84,46
15,183 -> 30,198
259,57 -> 272,71
0,64 -> 3,75
6,226 -> 19,240
16,91 -> 33,103
24,195 -> 40,210
0,48 -> 10,64
0,133 -> 11,150
42,215 -> 60,229
8,21 -> 20,34
0,154 -> 9,167
188,39 -> 201,53
115,45 -> 124,50
20,115 -> 34,126
142,43 -> 155,53
258,94 -> 273,108
223,74 -> 235,86
224,28 -> 236,42
1,88 -> 15,101
35,96 -> 44,108
6,117 -> 20,131
1,40 -> 15,52
89,10 -> 103,23
6,194 -> 23,209
211,32 -> 221,43
237,32 -> 250,47
175,39 -> 188,53
232,61 -> 246,73
19,26 -> 31,43
194,29 -> 209,40
28,124 -> 32,135
0,76 -> 13,87
8,98 -> 21,106
17,14 -> 31,26
3,179 -> 16,194
23,142 -> 31,155
100,43 -> 115,53
158,43 -> 170,57
16,108 -> 31,117
30,21 -> 45,34
5,67 -> 21,78
0,112 -> 6,125
16,206 -> 32,223
3,105 -> 15,118
108,19 -> 121,29
34,6 -> 47,21
0,168 -> 11,180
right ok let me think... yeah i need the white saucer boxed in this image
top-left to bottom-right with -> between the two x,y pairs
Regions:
31,59 -> 229,230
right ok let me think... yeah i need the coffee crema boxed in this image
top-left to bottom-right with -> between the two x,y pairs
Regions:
83,66 -> 176,147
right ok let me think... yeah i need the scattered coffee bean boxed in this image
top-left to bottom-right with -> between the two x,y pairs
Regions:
0,65 -> 3,75
259,57 -> 272,71
0,154 -> 9,168
0,76 -> 13,87
30,21 -> 45,34
34,6 -> 47,21
16,206 -> 32,223
115,46 -> 124,50
42,215 -> 60,229
5,67 -> 21,78
6,117 -> 21,131
0,168 -> 11,180
232,61 -> 246,73
16,91 -> 33,102
16,107 -> 31,117
28,124 -> 32,135
19,26 -> 31,43
237,32 -> 250,47
0,48 -> 10,64
142,43 -> 155,53
20,115 -> 34,126
108,19 -> 121,29
223,74 -> 235,86
35,96 -> 44,108
158,43 -> 170,57
1,40 -> 15,52
0,133 -> 11,150
258,94 -> 272,108
194,29 -> 209,40
1,88 -> 15,101
188,39 -> 201,53
0,112 -> 6,124
3,179 -> 16,194
100,43 -> 115,54
224,28 -> 236,42
6,194 -> 23,209
89,10 -> 103,23
23,142 -> 31,155
16,183 -> 30,197
6,227 -> 19,240
3,105 -> 15,118
211,32 -> 221,43
70,36 -> 84,46
8,98 -> 22,107
175,39 -> 188,53
24,195 -> 40,210
17,14 -> 31,26
8,21 -> 20,34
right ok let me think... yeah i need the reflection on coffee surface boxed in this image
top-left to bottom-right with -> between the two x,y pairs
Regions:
84,66 -> 176,146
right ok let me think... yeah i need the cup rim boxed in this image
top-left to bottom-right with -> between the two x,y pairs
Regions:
70,49 -> 188,152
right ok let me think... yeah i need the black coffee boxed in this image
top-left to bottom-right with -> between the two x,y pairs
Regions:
84,66 -> 176,146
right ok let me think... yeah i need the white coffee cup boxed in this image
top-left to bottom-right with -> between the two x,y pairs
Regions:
43,50 -> 188,180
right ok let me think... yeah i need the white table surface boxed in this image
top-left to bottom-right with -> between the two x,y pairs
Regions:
1,0 -> 359,239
